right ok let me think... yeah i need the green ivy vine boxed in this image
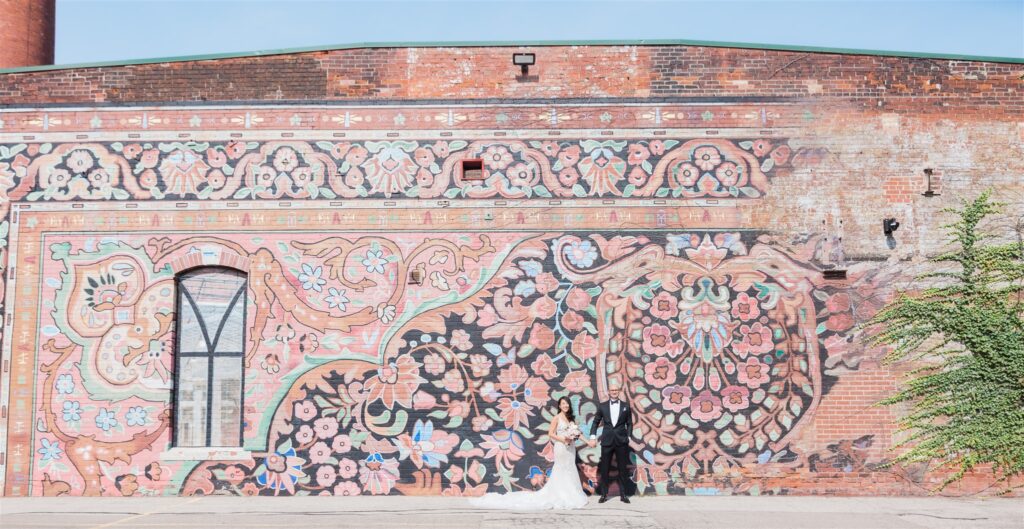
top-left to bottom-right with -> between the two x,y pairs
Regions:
866,190 -> 1024,492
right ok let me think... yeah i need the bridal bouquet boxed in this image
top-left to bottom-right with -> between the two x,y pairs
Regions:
565,423 -> 582,441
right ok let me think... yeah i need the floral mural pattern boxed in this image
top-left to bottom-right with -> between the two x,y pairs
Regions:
24,227 -> 869,497
0,138 -> 791,203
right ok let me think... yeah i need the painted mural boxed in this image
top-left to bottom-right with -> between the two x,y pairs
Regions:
17,223 -> 878,497
0,137 -> 791,203
0,127 -> 912,497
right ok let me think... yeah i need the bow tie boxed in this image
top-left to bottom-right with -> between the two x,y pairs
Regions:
610,400 -> 619,405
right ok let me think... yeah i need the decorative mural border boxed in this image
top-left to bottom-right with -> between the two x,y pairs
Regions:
0,137 -> 791,205
0,103 -> 808,134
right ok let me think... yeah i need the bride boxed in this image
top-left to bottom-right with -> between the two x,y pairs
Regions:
469,397 -> 589,510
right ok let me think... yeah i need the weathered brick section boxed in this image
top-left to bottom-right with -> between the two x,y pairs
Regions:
0,0 -> 55,69
2,45 -> 1020,113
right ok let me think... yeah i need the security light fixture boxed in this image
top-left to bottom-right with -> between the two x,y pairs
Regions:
513,53 -> 536,76
922,168 -> 939,197
409,268 -> 424,285
883,218 -> 900,236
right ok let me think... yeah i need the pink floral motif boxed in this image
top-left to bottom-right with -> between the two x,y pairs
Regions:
731,292 -> 761,321
450,329 -> 472,351
480,429 -> 525,468
272,147 -> 299,172
66,150 -> 95,173
482,145 -> 513,171
332,434 -> 352,453
362,144 -> 417,197
396,419 -> 458,469
690,390 -> 723,422
524,297 -> 553,321
661,385 -> 692,412
527,323 -> 555,350
578,146 -> 626,196
498,364 -> 528,394
720,385 -> 750,412
715,162 -> 740,187
693,146 -> 722,171
334,481 -> 361,496
497,397 -> 533,429
734,322 -> 774,357
534,273 -> 559,295
309,442 -> 332,464
363,355 -> 425,409
628,144 -> 650,165
530,353 -> 558,380
413,390 -> 438,410
358,454 -> 400,495
650,291 -> 679,320
752,139 -> 773,157
506,162 -> 534,187
562,371 -> 591,393
642,324 -> 674,356
522,376 -> 550,407
316,465 -> 337,487
338,458 -> 358,479
469,354 -> 492,377
423,352 -> 446,376
565,288 -> 591,311
557,145 -> 581,169
295,425 -> 315,444
313,417 -> 339,440
159,150 -> 211,196
561,310 -> 584,331
260,449 -> 306,495
413,147 -> 435,168
736,357 -> 770,388
677,162 -> 700,187
571,332 -> 599,360
644,357 -> 677,388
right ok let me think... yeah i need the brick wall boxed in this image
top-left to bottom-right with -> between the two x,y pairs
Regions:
0,44 -> 1022,498
0,0 -> 55,69
1,44 -> 1021,113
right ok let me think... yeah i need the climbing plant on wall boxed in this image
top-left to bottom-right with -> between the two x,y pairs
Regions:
867,191 -> 1024,491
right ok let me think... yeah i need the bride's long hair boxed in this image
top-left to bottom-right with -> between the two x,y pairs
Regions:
557,397 -> 575,423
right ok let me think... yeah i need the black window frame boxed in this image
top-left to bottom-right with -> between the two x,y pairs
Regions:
171,266 -> 248,448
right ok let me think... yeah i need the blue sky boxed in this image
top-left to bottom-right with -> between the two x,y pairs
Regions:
55,0 -> 1024,64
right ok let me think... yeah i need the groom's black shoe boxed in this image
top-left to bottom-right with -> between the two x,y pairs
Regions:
620,496 -> 630,504
598,496 -> 609,503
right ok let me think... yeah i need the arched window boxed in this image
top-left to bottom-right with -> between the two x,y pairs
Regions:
173,267 -> 247,447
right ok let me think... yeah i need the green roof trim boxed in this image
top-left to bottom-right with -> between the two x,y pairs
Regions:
2,38 -> 1022,74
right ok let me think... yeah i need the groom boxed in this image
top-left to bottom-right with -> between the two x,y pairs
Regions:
587,385 -> 632,503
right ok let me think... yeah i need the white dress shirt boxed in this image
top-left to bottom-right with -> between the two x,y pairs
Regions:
591,400 -> 622,440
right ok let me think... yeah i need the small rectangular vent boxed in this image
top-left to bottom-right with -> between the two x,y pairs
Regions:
823,270 -> 848,280
462,159 -> 484,181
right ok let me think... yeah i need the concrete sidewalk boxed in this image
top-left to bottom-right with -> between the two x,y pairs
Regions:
0,495 -> 1020,529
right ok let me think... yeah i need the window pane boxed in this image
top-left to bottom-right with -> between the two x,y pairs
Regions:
210,356 -> 243,447
175,267 -> 247,448
178,299 -> 208,353
175,357 -> 209,447
181,270 -> 246,349
215,291 -> 245,353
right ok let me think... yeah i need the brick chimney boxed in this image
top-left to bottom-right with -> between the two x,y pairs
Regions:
0,0 -> 56,69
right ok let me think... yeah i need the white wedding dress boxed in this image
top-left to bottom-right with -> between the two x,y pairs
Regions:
469,417 -> 588,510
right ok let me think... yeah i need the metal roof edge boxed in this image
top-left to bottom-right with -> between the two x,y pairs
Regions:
2,38 -> 1022,74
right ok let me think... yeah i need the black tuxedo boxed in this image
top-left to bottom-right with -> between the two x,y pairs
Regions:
590,399 -> 632,498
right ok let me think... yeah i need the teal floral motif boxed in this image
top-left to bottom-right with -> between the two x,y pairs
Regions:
37,438 -> 63,462
62,401 -> 82,422
55,373 -> 75,394
125,406 -> 148,427
95,408 -> 118,432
